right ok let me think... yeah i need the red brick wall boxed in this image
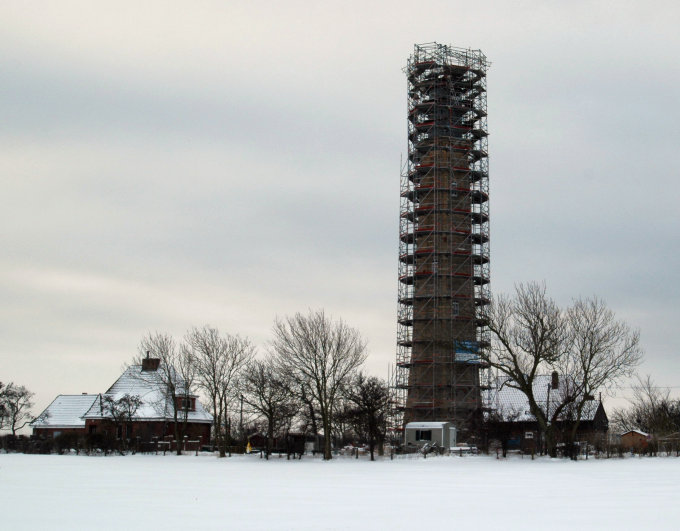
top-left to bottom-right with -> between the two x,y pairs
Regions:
622,432 -> 648,450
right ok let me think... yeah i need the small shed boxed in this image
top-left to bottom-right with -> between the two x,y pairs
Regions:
621,430 -> 649,451
404,421 -> 455,448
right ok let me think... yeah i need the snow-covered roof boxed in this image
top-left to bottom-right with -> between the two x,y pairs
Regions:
31,394 -> 98,428
405,422 -> 451,429
622,430 -> 649,437
82,365 -> 212,424
486,375 -> 603,423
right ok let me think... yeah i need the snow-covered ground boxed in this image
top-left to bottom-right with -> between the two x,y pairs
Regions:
2,452 -> 678,530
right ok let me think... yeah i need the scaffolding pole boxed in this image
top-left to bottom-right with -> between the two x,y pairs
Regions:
393,43 -> 491,442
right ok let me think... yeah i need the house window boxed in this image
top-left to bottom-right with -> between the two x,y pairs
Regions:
180,397 -> 194,411
525,432 -> 534,439
451,182 -> 457,198
89,425 -> 97,435
415,430 -> 432,441
452,301 -> 460,316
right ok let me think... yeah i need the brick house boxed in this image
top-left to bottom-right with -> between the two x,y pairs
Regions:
486,373 -> 609,452
32,357 -> 212,447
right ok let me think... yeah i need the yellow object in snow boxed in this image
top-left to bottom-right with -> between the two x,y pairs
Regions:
246,441 -> 252,454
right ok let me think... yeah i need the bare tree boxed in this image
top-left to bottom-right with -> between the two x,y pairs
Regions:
188,326 -> 254,457
343,373 -> 390,460
0,382 -> 6,430
240,354 -> 298,458
611,375 -> 680,436
272,310 -> 367,460
484,283 -> 569,456
483,283 -> 643,457
558,297 -> 642,457
138,332 -> 198,455
102,393 -> 142,453
1,383 -> 35,435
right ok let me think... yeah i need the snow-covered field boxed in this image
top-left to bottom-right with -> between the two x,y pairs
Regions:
2,452 -> 678,530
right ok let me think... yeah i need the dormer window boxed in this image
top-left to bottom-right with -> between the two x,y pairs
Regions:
177,396 -> 195,411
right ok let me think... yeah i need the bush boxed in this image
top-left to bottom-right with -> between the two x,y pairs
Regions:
0,434 -> 35,453
53,432 -> 85,454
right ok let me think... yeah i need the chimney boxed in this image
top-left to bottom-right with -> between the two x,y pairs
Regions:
551,371 -> 559,390
142,352 -> 160,372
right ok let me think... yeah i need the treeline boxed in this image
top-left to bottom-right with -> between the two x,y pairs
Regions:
1,431 -> 131,455
140,309 -> 390,461
612,375 -> 680,449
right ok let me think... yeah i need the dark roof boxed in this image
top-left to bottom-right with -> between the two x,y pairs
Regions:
486,375 -> 603,423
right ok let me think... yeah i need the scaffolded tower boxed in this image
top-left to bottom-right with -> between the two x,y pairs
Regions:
395,43 -> 490,437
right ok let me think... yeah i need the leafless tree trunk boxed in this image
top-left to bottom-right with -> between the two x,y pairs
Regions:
272,310 -> 367,460
138,332 -> 198,455
102,394 -> 142,453
1,383 -> 35,435
187,326 -> 254,457
0,382 -> 6,431
240,354 -> 298,458
484,283 -> 568,456
560,297 -> 642,458
343,373 -> 390,461
299,384 -> 320,451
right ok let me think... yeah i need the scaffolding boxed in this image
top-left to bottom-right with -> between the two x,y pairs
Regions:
392,43 -> 490,441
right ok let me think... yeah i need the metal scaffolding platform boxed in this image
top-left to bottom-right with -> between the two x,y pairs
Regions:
391,43 -> 490,440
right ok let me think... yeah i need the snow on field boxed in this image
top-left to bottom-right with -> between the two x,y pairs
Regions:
1,452 -> 679,530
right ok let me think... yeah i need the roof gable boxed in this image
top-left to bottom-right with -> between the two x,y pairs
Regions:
487,375 -> 604,423
622,429 -> 649,437
31,395 -> 98,428
83,365 -> 212,423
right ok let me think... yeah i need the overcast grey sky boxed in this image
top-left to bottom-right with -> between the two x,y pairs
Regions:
2,1 -> 679,416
